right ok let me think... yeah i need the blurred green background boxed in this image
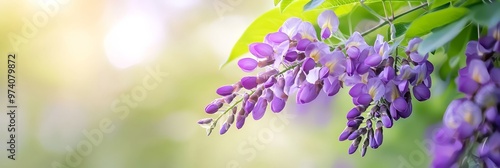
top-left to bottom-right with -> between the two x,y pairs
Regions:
0,0 -> 458,167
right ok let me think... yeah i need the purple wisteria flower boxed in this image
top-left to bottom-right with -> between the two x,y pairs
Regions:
430,22 -> 500,168
199,9 -> 436,159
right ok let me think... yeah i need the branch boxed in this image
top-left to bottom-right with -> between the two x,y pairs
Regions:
361,3 -> 428,36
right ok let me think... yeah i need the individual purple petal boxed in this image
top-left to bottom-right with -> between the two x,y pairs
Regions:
339,127 -> 354,141
406,38 -> 421,53
197,118 -> 213,124
349,83 -> 365,97
305,42 -> 329,62
367,78 -> 385,101
490,68 -> 500,85
412,63 -> 428,85
379,66 -> 395,82
320,50 -> 346,77
431,138 -> 463,168
249,42 -> 273,58
345,32 -> 368,51
272,40 -> 290,68
389,103 -> 399,121
356,94 -> 372,106
205,101 -> 222,114
412,83 -> 430,101
280,17 -> 302,38
237,58 -> 258,72
348,143 -> 358,154
297,21 -> 318,41
375,122 -> 383,146
264,77 -> 277,88
302,57 -> 316,74
456,75 -> 479,95
321,27 -> 332,39
317,10 -> 339,39
252,97 -> 267,120
323,76 -> 341,96
216,85 -> 235,96
392,97 -> 408,112
348,128 -> 366,140
480,133 -> 500,166
384,81 -> 400,102
296,82 -> 321,104
468,59 -> 491,84
241,76 -> 258,89
346,46 -> 360,59
244,99 -> 255,113
364,53 -> 382,67
397,65 -> 414,81
235,116 -> 245,129
347,119 -> 362,127
443,100 -> 482,138
356,63 -> 371,74
297,39 -> 311,51
219,122 -> 230,135
306,67 -> 326,84
348,137 -> 362,154
271,96 -> 286,113
380,111 -> 393,128
265,32 -> 289,44
396,105 -> 411,119
360,138 -> 369,157
346,107 -> 361,119
284,51 -> 298,62
368,129 -> 378,149
409,52 -> 428,64
485,107 -> 498,122
474,83 -> 499,108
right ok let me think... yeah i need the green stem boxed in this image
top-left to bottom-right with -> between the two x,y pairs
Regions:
361,3 -> 428,36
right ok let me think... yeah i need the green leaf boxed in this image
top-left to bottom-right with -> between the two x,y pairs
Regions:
274,0 -> 282,6
222,0 -> 425,67
406,7 -> 469,38
393,22 -> 410,38
470,1 -> 500,28
417,16 -> 470,55
447,24 -> 471,57
280,0 -> 294,12
222,0 -> 323,67
324,0 -> 425,7
303,0 -> 325,11
429,0 -> 452,9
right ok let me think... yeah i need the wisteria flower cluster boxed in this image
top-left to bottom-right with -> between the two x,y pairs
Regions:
199,10 -> 433,156
431,23 -> 500,168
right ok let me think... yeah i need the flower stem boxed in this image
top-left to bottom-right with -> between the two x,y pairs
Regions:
361,3 -> 428,36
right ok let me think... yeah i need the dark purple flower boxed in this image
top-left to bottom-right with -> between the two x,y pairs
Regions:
317,10 -> 339,39
205,100 -> 223,114
406,38 -> 428,63
296,82 -> 321,104
252,97 -> 268,120
443,99 -> 482,138
468,59 -> 490,84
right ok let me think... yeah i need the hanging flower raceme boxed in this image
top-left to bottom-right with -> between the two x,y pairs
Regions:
430,22 -> 500,168
198,9 -> 434,157
338,34 -> 434,156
